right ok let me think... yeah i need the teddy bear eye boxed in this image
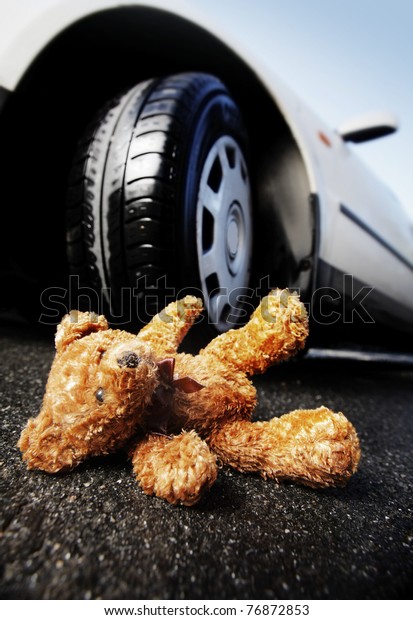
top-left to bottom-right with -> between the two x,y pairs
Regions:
95,387 -> 105,402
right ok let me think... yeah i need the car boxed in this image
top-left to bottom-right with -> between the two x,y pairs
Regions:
0,0 -> 412,347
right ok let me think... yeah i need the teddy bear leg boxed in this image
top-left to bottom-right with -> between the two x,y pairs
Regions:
208,407 -> 360,488
131,430 -> 218,506
201,289 -> 309,376
137,296 -> 203,357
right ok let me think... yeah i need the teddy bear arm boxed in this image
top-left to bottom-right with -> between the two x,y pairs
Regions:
201,289 -> 309,376
208,407 -> 360,488
137,296 -> 203,356
131,430 -> 217,506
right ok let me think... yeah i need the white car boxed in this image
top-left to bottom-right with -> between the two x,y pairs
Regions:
0,0 -> 412,344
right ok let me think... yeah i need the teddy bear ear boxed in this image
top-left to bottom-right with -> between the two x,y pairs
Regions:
55,310 -> 109,353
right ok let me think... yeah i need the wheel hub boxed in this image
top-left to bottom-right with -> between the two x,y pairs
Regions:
226,202 -> 245,275
227,216 -> 239,259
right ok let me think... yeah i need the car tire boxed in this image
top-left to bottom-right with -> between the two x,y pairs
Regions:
66,72 -> 253,330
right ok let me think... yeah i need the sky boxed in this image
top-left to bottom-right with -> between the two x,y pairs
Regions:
199,0 -> 413,218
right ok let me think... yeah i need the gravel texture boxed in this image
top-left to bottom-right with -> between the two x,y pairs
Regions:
1,324 -> 412,600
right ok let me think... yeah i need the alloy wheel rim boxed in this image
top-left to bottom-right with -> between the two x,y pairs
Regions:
196,135 -> 252,331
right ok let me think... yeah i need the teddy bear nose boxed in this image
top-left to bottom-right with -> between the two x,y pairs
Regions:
117,351 -> 141,368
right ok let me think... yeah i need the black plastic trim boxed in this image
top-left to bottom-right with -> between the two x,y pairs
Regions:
309,192 -> 320,294
0,86 -> 10,114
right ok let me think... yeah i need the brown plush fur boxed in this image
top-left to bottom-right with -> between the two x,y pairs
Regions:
18,290 -> 360,506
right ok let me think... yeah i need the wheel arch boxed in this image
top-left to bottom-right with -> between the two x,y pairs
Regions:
1,5 -> 316,308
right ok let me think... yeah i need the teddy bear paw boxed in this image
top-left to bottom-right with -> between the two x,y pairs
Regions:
132,430 -> 217,506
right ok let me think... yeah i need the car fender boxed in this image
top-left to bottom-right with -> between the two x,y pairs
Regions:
0,0 -> 325,199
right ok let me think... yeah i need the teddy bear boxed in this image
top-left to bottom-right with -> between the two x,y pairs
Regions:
18,289 -> 360,506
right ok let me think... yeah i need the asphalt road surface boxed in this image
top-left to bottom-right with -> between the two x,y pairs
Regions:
1,323 -> 412,600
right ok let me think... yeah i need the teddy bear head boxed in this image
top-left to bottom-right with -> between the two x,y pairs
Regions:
54,310 -> 161,415
19,311 -> 163,471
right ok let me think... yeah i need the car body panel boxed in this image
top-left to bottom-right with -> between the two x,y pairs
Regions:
0,0 -> 412,333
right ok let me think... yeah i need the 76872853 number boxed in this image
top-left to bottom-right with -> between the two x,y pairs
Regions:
245,605 -> 310,616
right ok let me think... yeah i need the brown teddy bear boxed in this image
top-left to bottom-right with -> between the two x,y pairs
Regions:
18,289 -> 360,506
